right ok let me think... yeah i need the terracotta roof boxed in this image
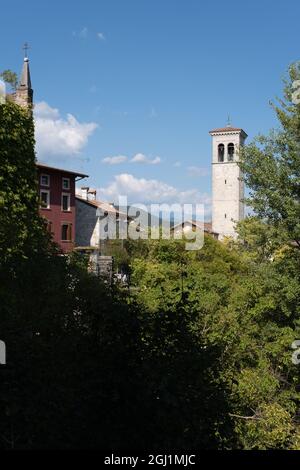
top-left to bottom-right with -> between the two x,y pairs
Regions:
204,222 -> 213,232
76,195 -> 128,217
36,162 -> 88,179
172,220 -> 217,234
209,127 -> 248,136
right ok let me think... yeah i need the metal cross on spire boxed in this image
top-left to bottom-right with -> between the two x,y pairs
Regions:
23,42 -> 30,59
226,115 -> 232,127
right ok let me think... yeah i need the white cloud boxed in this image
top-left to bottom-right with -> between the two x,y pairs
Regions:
101,153 -> 162,166
34,101 -> 60,120
102,155 -> 128,165
150,156 -> 161,165
0,80 -> 5,104
97,173 -> 211,207
34,101 -> 98,160
73,28 -> 106,41
79,27 -> 88,38
97,32 -> 106,40
187,166 -> 210,177
131,153 -> 161,165
174,161 -> 181,168
131,153 -> 147,164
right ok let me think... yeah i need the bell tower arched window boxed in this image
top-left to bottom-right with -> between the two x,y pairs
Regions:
228,143 -> 235,161
218,144 -> 225,162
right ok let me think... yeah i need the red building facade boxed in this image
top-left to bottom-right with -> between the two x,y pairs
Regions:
37,163 -> 88,252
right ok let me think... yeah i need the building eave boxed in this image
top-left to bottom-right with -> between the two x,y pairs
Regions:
209,127 -> 248,139
36,162 -> 89,179
75,195 -> 128,218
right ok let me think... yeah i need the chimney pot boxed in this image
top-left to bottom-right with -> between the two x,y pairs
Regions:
81,187 -> 90,200
88,189 -> 97,201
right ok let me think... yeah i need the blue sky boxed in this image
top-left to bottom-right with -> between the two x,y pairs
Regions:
1,0 -> 300,212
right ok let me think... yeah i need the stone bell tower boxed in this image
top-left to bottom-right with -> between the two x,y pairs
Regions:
209,124 -> 247,239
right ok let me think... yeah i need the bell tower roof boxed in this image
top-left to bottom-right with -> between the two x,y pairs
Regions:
209,127 -> 248,138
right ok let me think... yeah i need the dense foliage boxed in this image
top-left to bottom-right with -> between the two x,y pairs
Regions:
0,102 -> 50,264
128,236 -> 300,449
240,62 -> 300,248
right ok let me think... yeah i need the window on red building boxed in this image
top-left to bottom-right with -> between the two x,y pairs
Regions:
62,177 -> 70,190
42,218 -> 52,233
40,174 -> 50,186
62,193 -> 71,212
46,221 -> 53,234
61,224 -> 72,242
40,190 -> 50,209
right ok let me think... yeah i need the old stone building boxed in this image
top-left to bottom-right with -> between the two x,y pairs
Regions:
76,188 -> 128,249
210,125 -> 247,239
13,57 -> 33,108
171,220 -> 218,239
6,53 -> 34,110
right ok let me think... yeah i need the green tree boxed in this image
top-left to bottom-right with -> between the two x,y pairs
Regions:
0,70 -> 18,91
228,62 -> 300,448
0,102 -> 51,264
129,230 -> 300,449
240,62 -> 300,248
236,216 -> 290,262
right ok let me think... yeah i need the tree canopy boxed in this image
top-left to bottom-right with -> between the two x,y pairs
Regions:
240,62 -> 300,248
0,70 -> 18,91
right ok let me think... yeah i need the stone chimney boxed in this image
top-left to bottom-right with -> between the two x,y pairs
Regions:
88,189 -> 97,201
81,187 -> 90,200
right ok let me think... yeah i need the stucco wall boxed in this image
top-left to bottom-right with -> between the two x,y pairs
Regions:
75,199 -> 120,247
75,199 -> 98,247
211,131 -> 246,239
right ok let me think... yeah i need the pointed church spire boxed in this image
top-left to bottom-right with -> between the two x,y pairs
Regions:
14,43 -> 33,109
19,57 -> 32,90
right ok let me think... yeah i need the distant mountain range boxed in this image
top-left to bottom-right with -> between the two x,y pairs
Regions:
113,205 -> 210,229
